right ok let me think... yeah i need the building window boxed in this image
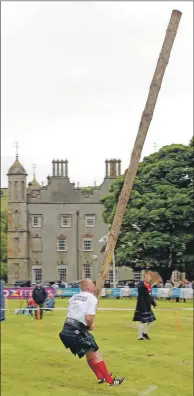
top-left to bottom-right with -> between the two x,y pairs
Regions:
14,263 -> 19,280
32,215 -> 42,228
9,181 -> 12,200
61,215 -> 72,228
82,238 -> 92,251
15,237 -> 20,253
57,238 -> 67,251
14,181 -> 18,200
58,268 -> 67,281
85,215 -> 95,227
15,211 -> 20,229
21,181 -> 24,201
83,263 -> 92,278
33,268 -> 42,283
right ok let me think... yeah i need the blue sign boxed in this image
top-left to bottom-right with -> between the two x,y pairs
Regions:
55,288 -> 80,297
54,287 -> 193,299
151,288 -> 158,297
131,288 -> 138,297
0,281 -> 5,321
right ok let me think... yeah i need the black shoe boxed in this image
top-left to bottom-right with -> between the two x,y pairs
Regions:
138,337 -> 144,340
109,377 -> 125,386
143,333 -> 151,340
98,373 -> 113,384
98,378 -> 106,384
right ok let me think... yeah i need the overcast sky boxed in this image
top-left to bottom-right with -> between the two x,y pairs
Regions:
1,1 -> 193,188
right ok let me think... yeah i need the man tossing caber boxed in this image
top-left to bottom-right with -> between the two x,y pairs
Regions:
59,278 -> 125,386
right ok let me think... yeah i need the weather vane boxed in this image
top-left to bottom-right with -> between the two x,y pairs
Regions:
13,141 -> 19,160
33,164 -> 36,179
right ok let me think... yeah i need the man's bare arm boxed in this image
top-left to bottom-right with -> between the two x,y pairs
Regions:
85,314 -> 95,330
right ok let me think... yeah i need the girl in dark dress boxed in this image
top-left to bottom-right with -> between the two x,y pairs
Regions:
133,271 -> 158,340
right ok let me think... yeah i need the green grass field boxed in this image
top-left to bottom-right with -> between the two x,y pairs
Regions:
2,298 -> 193,396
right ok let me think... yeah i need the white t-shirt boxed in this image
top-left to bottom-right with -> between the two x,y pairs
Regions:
67,291 -> 98,326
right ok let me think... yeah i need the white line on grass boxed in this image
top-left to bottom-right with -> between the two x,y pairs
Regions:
1,307 -> 193,311
107,308 -> 193,311
139,385 -> 158,395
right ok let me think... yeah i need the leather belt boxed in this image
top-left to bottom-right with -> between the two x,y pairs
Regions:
65,317 -> 88,330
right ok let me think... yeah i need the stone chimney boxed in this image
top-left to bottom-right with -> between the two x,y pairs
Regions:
52,159 -> 68,177
105,159 -> 121,178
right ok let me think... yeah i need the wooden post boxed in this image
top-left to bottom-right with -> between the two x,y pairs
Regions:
95,10 -> 182,298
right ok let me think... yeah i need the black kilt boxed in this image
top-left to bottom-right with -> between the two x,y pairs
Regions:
133,309 -> 156,323
133,282 -> 157,323
59,323 -> 99,359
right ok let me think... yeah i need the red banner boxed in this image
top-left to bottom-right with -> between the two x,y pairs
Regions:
4,287 -> 55,299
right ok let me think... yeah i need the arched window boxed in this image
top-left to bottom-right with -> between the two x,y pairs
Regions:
14,181 -> 18,200
9,181 -> 12,200
21,181 -> 25,201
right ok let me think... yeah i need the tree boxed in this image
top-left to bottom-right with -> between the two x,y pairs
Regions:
101,142 -> 194,282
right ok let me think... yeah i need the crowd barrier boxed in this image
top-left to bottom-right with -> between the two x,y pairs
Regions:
3,286 -> 193,300
55,287 -> 193,299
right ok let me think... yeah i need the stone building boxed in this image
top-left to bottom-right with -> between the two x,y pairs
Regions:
7,155 -> 134,285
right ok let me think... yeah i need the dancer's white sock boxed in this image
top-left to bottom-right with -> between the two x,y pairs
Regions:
143,322 -> 153,334
138,323 -> 144,339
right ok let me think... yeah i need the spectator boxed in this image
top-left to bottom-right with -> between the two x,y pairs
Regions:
176,280 -> 184,303
180,281 -> 187,303
184,279 -> 190,288
32,281 -> 47,320
26,298 -> 36,316
173,279 -> 179,288
61,281 -> 68,288
44,293 -> 55,311
165,280 -> 173,301
165,280 -> 173,288
52,282 -> 59,289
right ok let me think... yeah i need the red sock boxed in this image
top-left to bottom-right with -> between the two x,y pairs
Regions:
87,358 -> 103,380
95,361 -> 113,384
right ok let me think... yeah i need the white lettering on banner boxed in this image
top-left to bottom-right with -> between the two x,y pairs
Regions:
3,287 -> 55,299
20,289 -> 33,298
180,288 -> 193,299
157,288 -> 171,298
101,288 -> 106,297
120,287 -> 130,297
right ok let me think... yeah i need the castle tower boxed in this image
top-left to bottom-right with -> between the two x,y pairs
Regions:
7,153 -> 28,284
